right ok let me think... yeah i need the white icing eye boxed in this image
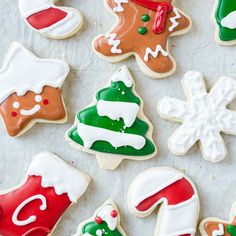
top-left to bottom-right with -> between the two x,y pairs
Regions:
35,95 -> 42,102
13,101 -> 20,109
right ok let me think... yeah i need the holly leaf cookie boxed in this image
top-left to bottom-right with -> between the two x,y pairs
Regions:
0,42 -> 69,137
200,202 -> 236,236
214,0 -> 236,45
66,66 -> 157,170
0,152 -> 90,236
18,0 -> 83,39
127,167 -> 200,236
157,71 -> 236,163
73,199 -> 126,236
92,0 -> 191,79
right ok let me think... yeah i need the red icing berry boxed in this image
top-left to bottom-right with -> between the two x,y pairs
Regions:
111,210 -> 118,218
95,216 -> 103,224
43,99 -> 49,105
11,111 -> 17,117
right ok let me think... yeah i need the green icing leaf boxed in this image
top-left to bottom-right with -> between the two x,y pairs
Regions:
227,225 -> 236,236
82,221 -> 123,236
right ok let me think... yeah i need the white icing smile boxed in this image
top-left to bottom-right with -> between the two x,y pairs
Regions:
20,104 -> 41,116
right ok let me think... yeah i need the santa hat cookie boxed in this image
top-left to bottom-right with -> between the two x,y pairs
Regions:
0,152 -> 90,236
127,167 -> 200,236
73,199 -> 126,236
92,0 -> 191,79
18,0 -> 83,39
0,42 -> 69,137
66,66 -> 156,170
200,202 -> 236,236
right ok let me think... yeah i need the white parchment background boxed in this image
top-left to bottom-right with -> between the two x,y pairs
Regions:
1,0 -> 236,235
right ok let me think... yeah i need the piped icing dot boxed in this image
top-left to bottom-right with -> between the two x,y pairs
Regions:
11,111 -> 17,117
95,216 -> 103,224
141,14 -> 150,22
138,27 -> 147,35
43,99 -> 49,105
13,101 -> 20,109
111,210 -> 118,218
35,95 -> 42,102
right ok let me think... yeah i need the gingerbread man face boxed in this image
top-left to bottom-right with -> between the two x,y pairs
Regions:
0,43 -> 69,137
93,0 -> 191,79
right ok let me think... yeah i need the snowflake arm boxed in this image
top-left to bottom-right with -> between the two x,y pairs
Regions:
220,110 -> 236,135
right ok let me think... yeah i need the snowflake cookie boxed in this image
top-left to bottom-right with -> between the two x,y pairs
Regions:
73,199 -> 126,236
157,71 -> 236,163
200,202 -> 236,236
92,0 -> 191,79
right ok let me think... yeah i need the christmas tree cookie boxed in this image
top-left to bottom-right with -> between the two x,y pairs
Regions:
18,0 -> 83,39
73,199 -> 126,236
214,0 -> 236,45
0,42 -> 69,137
92,0 -> 191,79
200,202 -> 236,236
0,152 -> 90,236
66,66 -> 156,170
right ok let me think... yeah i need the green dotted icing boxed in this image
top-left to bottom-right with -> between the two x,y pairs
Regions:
141,14 -> 150,22
138,27 -> 147,35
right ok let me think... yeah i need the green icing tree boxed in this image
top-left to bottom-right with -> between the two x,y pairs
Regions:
227,225 -> 236,236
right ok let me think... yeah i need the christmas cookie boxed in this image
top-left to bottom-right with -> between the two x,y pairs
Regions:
200,202 -> 236,236
0,151 -> 90,236
0,42 -> 69,137
157,71 -> 236,163
92,0 -> 191,79
213,0 -> 236,45
18,0 -> 83,39
73,199 -> 126,236
66,66 -> 156,170
127,167 -> 200,236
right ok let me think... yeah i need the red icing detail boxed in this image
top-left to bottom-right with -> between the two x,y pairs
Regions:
43,99 -> 49,105
136,178 -> 195,212
111,210 -> 118,218
95,216 -> 103,224
180,234 -> 191,236
27,8 -> 67,30
0,176 -> 71,236
11,111 -> 17,117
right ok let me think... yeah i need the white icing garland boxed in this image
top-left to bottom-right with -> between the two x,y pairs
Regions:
212,224 -> 224,236
105,33 -> 122,54
169,8 -> 181,32
113,0 -> 128,12
111,65 -> 133,87
144,45 -> 168,62
77,123 -> 146,149
221,11 -> 236,29
12,194 -> 47,226
97,100 -> 139,127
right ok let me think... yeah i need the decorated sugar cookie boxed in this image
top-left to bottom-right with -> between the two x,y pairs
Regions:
92,0 -> 191,79
66,66 -> 156,170
18,0 -> 83,39
157,71 -> 236,163
200,202 -> 236,236
73,199 -> 126,236
0,43 -> 69,137
127,167 -> 200,236
214,0 -> 236,45
0,152 -> 90,236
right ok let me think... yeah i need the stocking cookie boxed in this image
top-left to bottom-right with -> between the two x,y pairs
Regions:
66,66 -> 156,170
200,202 -> 236,236
214,0 -> 236,45
157,71 -> 236,163
0,152 -> 90,236
93,0 -> 191,79
0,42 -> 69,137
127,167 -> 200,236
18,0 -> 83,39
73,199 -> 126,236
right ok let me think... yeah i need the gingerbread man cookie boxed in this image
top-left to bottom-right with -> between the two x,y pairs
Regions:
66,66 -> 156,170
18,0 -> 83,39
0,152 -> 90,236
73,199 -> 126,236
93,0 -> 191,79
0,43 -> 69,137
200,202 -> 236,236
127,167 -> 200,236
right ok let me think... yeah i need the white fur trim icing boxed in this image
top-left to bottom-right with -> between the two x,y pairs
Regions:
105,33 -> 122,54
221,11 -> 236,29
0,43 -> 69,104
144,45 -> 168,62
111,66 -> 133,87
27,152 -> 90,203
169,8 -> 181,31
113,0 -> 128,12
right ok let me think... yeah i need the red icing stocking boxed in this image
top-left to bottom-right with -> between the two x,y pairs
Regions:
0,152 -> 90,236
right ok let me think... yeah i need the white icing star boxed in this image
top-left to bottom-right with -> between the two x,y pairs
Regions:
157,71 -> 236,162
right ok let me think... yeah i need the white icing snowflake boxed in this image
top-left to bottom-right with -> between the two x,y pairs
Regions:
157,71 -> 236,162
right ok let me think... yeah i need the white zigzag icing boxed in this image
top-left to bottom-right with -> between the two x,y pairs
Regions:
212,224 -> 224,236
113,0 -> 128,12
105,33 -> 122,54
169,8 -> 181,32
144,45 -> 168,62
